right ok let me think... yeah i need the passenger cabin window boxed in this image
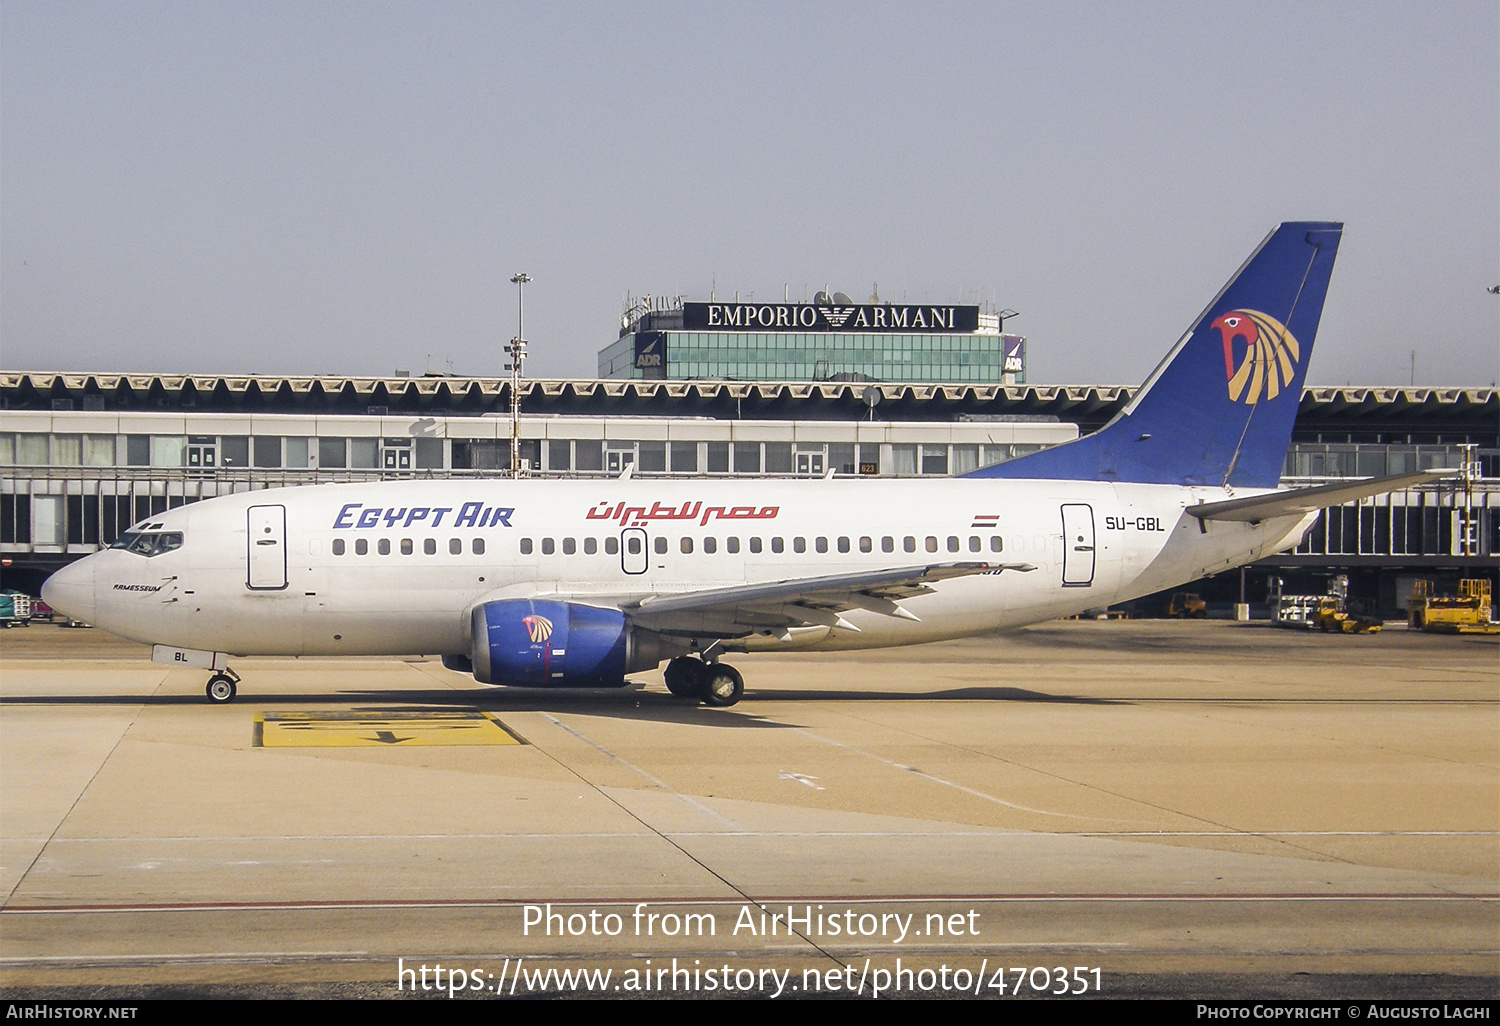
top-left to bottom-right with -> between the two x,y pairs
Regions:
771,537 -> 784,554
947,536 -> 960,553
400,539 -> 413,555
680,537 -> 693,554
605,537 -> 619,555
703,537 -> 717,554
881,536 -> 893,553
653,537 -> 667,555
726,537 -> 739,553
749,537 -> 762,553
991,536 -> 1003,552
450,538 -> 462,555
356,538 -> 368,555
926,537 -> 939,553
542,538 -> 555,555
520,538 -> 534,554
793,537 -> 806,553
903,536 -> 916,553
424,538 -> 437,555
472,538 -> 485,555
563,537 -> 576,555
332,538 -> 345,556
584,537 -> 597,554
377,539 -> 391,555
816,537 -> 829,553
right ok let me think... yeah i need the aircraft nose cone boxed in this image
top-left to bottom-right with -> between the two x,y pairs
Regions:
41,558 -> 95,623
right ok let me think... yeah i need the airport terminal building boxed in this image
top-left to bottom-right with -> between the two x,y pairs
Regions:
1,371 -> 1494,614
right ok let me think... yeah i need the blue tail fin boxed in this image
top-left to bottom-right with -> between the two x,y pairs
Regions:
969,222 -> 1342,487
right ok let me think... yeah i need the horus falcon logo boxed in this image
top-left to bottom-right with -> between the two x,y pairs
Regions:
521,615 -> 553,644
1211,309 -> 1300,405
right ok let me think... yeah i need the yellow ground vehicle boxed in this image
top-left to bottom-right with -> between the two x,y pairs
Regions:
1313,597 -> 1381,633
1407,580 -> 1498,634
1166,592 -> 1207,618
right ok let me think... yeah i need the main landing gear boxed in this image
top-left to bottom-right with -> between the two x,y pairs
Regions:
663,656 -> 744,708
205,668 -> 242,704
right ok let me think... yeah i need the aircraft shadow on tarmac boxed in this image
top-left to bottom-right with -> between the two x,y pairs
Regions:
0,683 -> 1124,722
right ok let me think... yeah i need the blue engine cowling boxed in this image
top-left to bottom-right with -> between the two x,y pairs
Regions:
467,599 -> 679,687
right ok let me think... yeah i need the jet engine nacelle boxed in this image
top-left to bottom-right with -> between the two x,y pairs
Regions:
466,599 -> 681,687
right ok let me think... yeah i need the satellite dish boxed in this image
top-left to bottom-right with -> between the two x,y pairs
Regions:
861,386 -> 882,409
813,290 -> 832,305
833,291 -> 853,305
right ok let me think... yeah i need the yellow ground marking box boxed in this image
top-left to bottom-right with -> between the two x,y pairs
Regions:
255,709 -> 524,748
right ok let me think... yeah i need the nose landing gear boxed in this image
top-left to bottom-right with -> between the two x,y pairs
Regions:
662,656 -> 744,707
205,668 -> 241,703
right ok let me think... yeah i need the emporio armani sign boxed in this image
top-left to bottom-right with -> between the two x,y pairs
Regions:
681,302 -> 980,333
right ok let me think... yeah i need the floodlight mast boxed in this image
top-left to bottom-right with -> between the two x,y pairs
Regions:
507,273 -> 532,480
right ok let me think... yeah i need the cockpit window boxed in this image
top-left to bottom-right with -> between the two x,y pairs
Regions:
110,531 -> 184,557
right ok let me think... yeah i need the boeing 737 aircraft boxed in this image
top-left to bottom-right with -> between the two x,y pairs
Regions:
42,222 -> 1442,706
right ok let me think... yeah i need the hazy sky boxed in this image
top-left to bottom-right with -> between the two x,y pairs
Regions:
3,1 -> 1496,387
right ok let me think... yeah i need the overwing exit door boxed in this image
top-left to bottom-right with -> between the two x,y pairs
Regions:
620,528 -> 648,575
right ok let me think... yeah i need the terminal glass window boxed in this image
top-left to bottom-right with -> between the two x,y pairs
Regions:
670,442 -> 697,473
286,438 -> 310,468
575,441 -> 603,472
828,444 -> 854,475
221,436 -> 250,469
17,435 -> 48,465
351,439 -> 379,469
126,436 -> 151,466
254,437 -> 282,468
318,438 -> 347,469
765,444 -> 793,474
85,436 -> 114,466
52,435 -> 82,466
733,443 -> 760,474
151,436 -> 184,468
638,442 -> 666,473
707,443 -> 729,473
951,446 -> 979,476
922,446 -> 948,475
415,438 -> 443,469
886,445 -> 917,476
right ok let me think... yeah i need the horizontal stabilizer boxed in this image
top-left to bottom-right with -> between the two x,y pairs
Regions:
1188,470 -> 1454,523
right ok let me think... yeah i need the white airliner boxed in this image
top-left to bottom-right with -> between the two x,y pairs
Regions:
41,223 -> 1440,706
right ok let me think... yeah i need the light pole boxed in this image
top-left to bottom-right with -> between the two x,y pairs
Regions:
507,273 -> 531,479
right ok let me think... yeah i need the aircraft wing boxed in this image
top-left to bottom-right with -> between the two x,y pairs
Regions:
1188,470 -> 1454,523
625,561 -> 1035,637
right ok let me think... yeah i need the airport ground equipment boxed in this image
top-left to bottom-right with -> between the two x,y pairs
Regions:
1270,576 -> 1380,632
1166,592 -> 1207,618
1407,579 -> 1498,634
1312,597 -> 1382,633
0,591 -> 32,628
